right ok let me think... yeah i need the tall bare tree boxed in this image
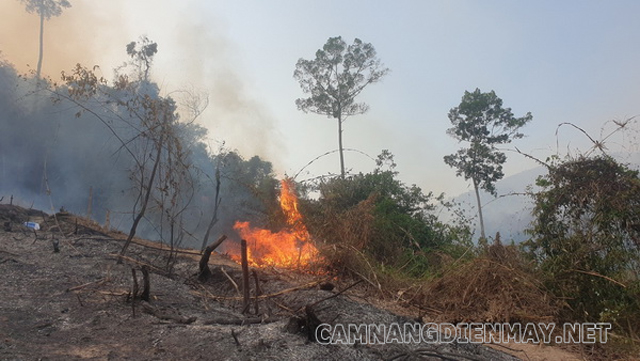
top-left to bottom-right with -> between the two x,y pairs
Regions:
19,0 -> 71,79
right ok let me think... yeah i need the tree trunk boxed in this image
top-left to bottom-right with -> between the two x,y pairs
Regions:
36,12 -> 44,80
473,178 -> 486,241
200,163 -> 221,252
337,114 -> 345,178
118,132 -> 164,261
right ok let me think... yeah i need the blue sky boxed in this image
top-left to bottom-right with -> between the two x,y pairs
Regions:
3,0 -> 640,197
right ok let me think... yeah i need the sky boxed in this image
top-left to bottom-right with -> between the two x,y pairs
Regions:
2,0 -> 640,198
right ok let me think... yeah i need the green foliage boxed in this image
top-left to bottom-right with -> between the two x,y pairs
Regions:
525,155 -> 640,332
301,152 -> 471,277
294,36 -> 389,177
444,88 -> 532,196
294,36 -> 388,119
444,88 -> 532,240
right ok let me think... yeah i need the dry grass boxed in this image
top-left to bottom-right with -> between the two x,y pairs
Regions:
418,242 -> 560,324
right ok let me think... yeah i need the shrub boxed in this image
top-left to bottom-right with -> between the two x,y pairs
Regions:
300,152 -> 472,278
524,155 -> 640,335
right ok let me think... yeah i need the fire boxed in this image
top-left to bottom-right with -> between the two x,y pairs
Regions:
232,178 -> 320,268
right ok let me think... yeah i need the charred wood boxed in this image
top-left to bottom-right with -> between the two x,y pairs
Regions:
241,239 -> 250,314
198,235 -> 227,282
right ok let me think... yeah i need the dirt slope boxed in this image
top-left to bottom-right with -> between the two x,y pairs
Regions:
0,207 -> 519,360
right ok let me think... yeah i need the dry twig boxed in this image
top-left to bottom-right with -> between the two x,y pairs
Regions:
193,280 -> 324,301
220,266 -> 241,297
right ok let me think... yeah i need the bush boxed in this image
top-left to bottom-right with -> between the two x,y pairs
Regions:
300,152 -> 472,278
524,155 -> 640,335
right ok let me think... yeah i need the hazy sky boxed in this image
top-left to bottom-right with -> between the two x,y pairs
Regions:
2,0 -> 640,197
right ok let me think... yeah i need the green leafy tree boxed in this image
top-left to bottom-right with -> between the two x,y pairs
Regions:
19,0 -> 71,79
444,88 -> 532,240
525,155 -> 640,331
294,36 -> 389,177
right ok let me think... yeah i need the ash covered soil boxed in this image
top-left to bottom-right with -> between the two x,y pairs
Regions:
0,205 -> 517,360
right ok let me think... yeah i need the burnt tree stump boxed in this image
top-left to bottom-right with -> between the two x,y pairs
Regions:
140,265 -> 150,302
198,235 -> 227,282
241,239 -> 250,314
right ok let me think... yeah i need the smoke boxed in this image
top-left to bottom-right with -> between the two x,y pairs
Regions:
0,1 -> 284,248
0,0 -> 283,164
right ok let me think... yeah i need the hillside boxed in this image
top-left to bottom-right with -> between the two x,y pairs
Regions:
0,205 -> 518,360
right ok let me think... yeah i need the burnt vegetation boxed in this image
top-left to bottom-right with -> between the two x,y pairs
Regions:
1,34 -> 639,360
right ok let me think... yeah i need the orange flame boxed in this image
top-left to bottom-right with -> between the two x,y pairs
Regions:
232,179 -> 320,268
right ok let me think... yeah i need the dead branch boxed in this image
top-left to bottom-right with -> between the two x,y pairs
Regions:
66,278 -> 108,292
484,343 -> 531,361
513,146 -> 549,168
98,290 -> 130,297
140,302 -> 196,324
387,348 -> 485,361
272,299 -> 296,315
109,253 -> 169,277
304,279 -> 363,311
220,266 -> 241,297
570,268 -> 627,288
351,269 -> 381,293
346,245 -> 382,293
203,316 -> 279,326
118,126 -> 165,262
231,329 -> 241,346
0,248 -> 19,257
75,294 -> 84,307
193,280 -> 324,301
